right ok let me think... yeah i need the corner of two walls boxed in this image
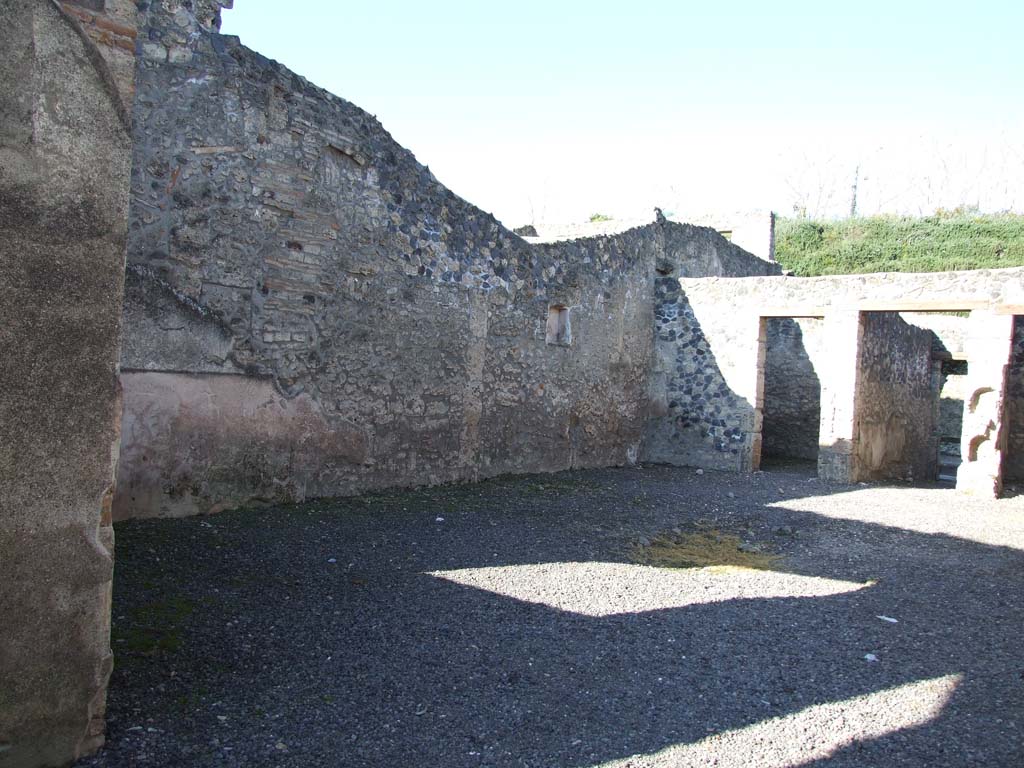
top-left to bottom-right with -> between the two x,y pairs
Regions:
641,233 -> 782,471
114,3 -> 664,520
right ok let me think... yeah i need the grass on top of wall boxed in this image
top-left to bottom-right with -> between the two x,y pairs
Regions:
774,212 -> 1024,276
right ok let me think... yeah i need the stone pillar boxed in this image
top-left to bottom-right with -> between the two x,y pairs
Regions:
957,311 -> 1014,497
0,1 -> 132,765
817,310 -> 864,482
729,312 -> 768,473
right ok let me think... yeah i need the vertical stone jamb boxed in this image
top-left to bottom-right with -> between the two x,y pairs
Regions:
817,310 -> 864,482
751,317 -> 768,470
729,311 -> 766,473
0,1 -> 133,765
957,310 -> 1013,497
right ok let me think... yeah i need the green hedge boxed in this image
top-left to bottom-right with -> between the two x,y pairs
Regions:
774,213 -> 1024,276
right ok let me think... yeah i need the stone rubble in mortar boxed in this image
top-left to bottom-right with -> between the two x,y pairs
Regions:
655,277 -> 746,454
130,3 -> 668,399
1006,317 -> 1024,481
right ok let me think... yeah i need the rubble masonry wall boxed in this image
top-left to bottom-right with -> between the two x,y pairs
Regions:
761,317 -> 828,462
855,312 -> 937,482
114,1 -> 775,519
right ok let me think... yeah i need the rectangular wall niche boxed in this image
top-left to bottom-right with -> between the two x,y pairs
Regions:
546,305 -> 571,346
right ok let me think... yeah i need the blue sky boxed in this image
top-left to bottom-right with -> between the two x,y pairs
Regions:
222,1 -> 1024,226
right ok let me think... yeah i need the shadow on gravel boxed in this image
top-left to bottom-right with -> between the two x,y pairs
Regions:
77,466 -> 1024,768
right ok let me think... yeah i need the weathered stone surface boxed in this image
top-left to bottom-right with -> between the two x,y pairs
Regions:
513,224 -> 538,237
114,372 -> 369,519
116,2 -> 775,519
57,0 -> 139,111
1004,316 -> 1024,482
762,318 -> 827,462
0,0 -> 132,764
855,312 -> 936,482
957,311 -> 1014,496
666,271 -> 1022,493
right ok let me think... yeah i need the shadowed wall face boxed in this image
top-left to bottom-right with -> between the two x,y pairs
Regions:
762,318 -> 825,463
0,1 -> 133,764
855,313 -> 937,482
114,2 -> 776,520
667,271 -> 1023,491
1001,316 -> 1024,482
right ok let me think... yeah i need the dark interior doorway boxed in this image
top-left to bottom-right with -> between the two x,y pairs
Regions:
760,317 -> 824,471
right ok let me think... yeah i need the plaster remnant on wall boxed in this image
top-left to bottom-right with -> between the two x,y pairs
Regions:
957,311 -> 1014,496
117,1 -> 778,518
0,0 -> 133,763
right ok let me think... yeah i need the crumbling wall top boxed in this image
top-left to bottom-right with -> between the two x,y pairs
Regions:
154,0 -> 233,30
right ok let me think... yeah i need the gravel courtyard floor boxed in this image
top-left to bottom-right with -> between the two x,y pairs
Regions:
78,465 -> 1024,767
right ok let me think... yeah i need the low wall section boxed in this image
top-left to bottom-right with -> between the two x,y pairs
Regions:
667,269 -> 1023,494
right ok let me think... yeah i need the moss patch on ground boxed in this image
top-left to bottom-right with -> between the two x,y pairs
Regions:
113,595 -> 195,656
630,529 -> 782,571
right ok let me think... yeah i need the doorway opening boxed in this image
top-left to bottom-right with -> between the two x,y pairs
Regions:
759,316 -> 825,473
935,358 -> 968,483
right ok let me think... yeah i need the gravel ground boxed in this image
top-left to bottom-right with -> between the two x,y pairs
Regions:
77,465 -> 1024,767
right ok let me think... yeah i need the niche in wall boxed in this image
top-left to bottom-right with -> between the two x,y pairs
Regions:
546,305 -> 571,346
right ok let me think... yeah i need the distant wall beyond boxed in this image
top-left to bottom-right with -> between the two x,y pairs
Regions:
666,269 -> 1023,489
762,317 -> 827,462
855,313 -> 937,482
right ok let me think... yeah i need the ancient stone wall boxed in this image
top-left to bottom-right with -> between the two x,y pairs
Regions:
643,276 -> 769,472
900,312 -> 968,361
114,1 -> 772,519
855,312 -> 937,482
664,269 -> 1023,493
937,370 -> 969,443
57,0 -> 138,109
0,1 -> 133,764
958,311 -> 1016,496
760,318 -> 828,462
1004,316 -> 1024,482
